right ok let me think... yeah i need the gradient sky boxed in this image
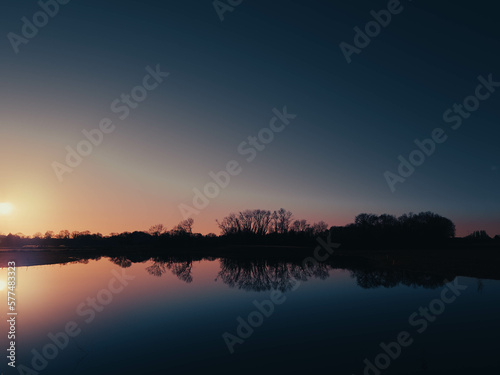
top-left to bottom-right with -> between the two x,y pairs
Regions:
0,0 -> 498,237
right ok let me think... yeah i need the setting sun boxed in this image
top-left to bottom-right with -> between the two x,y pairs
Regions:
0,202 -> 14,216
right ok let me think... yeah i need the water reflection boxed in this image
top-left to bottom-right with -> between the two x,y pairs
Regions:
349,267 -> 451,289
1,249 -> 459,291
109,255 -> 132,268
215,257 -> 453,291
216,257 -> 330,292
146,257 -> 194,283
105,254 -> 455,291
1,251 -> 498,375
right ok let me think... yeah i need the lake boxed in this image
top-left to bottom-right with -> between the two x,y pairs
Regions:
1,254 -> 499,374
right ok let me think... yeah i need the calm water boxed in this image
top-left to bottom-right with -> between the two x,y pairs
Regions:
1,256 -> 499,374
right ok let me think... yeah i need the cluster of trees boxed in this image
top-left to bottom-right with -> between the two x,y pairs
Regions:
147,219 -> 194,237
0,209 -> 329,249
0,219 -> 199,249
216,208 -> 328,237
330,212 -> 457,248
214,208 -> 329,246
1,209 -> 497,251
464,230 -> 500,242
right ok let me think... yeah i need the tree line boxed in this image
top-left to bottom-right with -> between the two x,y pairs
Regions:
331,212 -> 458,248
216,208 -> 328,236
0,209 -> 497,250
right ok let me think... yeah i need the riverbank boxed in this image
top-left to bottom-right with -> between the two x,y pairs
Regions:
1,245 -> 499,282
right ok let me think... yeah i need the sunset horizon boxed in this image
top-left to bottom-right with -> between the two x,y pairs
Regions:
0,201 -> 497,238
1,1 -> 499,374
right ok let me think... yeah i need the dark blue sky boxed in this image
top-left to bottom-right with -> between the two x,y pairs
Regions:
0,0 -> 498,235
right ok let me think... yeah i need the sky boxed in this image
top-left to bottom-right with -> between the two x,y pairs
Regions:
0,0 -> 498,237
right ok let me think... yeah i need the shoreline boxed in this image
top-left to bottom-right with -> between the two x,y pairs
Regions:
1,245 -> 499,282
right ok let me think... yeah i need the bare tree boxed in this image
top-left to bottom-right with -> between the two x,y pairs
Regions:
292,219 -> 310,232
171,219 -> 194,235
217,209 -> 275,235
275,208 -> 293,234
149,224 -> 166,237
251,209 -> 272,235
32,232 -> 43,239
183,218 -> 194,234
57,230 -> 71,240
311,221 -> 328,235
217,213 -> 241,235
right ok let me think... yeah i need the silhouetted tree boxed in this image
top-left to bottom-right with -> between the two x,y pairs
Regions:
149,224 -> 166,237
331,211 -> 455,248
217,210 -> 272,235
292,219 -> 310,232
271,208 -> 293,234
355,213 -> 379,227
466,230 -> 491,240
57,230 -> 71,240
311,221 -> 328,235
171,218 -> 194,235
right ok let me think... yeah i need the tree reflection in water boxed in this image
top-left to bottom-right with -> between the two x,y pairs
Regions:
146,257 -> 194,283
349,268 -> 452,289
215,257 -> 452,292
216,257 -> 329,292
106,254 -> 455,291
